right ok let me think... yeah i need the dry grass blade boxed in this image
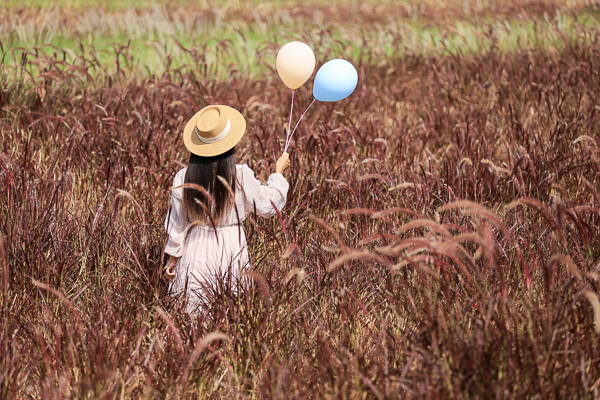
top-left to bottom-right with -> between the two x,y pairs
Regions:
282,244 -> 301,259
388,182 -> 421,191
372,207 -> 422,219
328,251 -> 393,272
441,233 -> 496,256
116,189 -> 148,224
31,279 -> 83,334
216,175 -> 236,201
192,199 -> 219,240
242,270 -> 271,302
507,198 -> 561,230
156,307 -> 184,353
581,178 -> 600,206
335,208 -> 376,216
0,232 -> 8,291
284,268 -> 306,285
575,206 -> 600,216
439,200 -> 509,237
573,135 -> 598,148
480,159 -> 511,175
217,175 -> 242,241
396,219 -> 452,238
575,291 -> 600,334
359,233 -> 402,246
357,174 -> 391,182
189,332 -> 228,365
393,255 -> 441,279
377,237 -> 441,255
270,200 -> 287,236
176,183 -> 215,206
547,254 -> 582,280
310,213 -> 349,253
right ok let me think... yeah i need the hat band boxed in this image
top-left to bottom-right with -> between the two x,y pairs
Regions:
195,116 -> 231,144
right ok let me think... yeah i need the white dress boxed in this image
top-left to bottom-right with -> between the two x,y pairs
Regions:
164,164 -> 289,309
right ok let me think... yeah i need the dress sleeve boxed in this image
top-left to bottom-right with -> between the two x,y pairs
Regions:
240,164 -> 289,218
164,169 -> 188,257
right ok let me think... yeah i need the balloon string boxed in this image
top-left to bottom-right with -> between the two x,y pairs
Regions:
286,90 -> 294,152
285,98 -> 316,153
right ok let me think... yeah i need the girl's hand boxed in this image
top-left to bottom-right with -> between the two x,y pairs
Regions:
164,255 -> 178,281
276,152 -> 290,174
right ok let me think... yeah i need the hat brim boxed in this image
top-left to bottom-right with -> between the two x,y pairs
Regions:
183,105 -> 246,157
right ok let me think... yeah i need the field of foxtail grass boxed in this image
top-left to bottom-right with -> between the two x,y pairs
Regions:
2,0 -> 600,398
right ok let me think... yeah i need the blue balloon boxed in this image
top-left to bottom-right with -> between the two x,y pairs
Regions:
313,59 -> 358,102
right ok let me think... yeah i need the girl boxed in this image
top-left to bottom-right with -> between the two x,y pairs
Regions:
164,105 -> 290,311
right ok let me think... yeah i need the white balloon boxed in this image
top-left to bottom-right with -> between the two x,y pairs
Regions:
276,42 -> 316,90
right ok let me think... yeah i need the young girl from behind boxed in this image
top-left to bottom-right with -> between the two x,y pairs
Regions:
164,105 -> 290,311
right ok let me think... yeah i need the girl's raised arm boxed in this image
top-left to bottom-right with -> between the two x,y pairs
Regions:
240,160 -> 290,218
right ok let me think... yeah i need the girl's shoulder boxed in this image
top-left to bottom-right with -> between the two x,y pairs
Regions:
173,167 -> 187,186
235,164 -> 256,188
235,164 -> 253,176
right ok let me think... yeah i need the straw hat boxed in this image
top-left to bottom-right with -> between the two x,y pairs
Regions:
183,105 -> 246,157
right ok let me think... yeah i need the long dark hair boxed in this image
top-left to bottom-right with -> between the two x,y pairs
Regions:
183,148 -> 236,224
